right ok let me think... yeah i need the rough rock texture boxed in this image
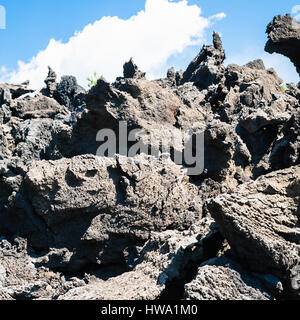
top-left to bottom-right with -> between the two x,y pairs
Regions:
182,32 -> 226,89
43,66 -> 57,98
58,218 -> 223,300
0,82 -> 34,101
0,15 -> 299,300
0,237 -> 86,300
22,154 -> 201,270
265,14 -> 300,76
123,58 -> 146,80
184,256 -> 276,300
10,94 -> 68,119
207,166 -> 300,298
54,76 -> 86,111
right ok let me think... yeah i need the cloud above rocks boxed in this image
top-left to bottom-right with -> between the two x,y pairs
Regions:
0,0 -> 225,89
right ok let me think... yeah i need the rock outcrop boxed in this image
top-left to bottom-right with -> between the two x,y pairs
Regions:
123,58 -> 146,80
265,14 -> 300,76
182,32 -> 226,89
23,154 -> 201,270
0,14 -> 299,301
207,166 -> 300,298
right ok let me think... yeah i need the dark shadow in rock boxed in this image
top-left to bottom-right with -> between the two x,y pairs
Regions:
65,168 -> 85,188
107,166 -> 127,205
158,231 -> 224,300
0,180 -> 55,251
31,210 -> 147,279
237,123 -> 280,165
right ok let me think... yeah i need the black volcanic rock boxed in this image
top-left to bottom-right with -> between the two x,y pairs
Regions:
181,32 -> 226,89
245,59 -> 266,70
265,14 -> 300,76
55,75 -> 86,111
123,58 -> 146,79
43,66 -> 57,97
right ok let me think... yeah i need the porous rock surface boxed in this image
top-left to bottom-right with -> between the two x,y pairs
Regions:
58,218 -> 223,300
0,15 -> 299,300
207,166 -> 300,298
265,14 -> 300,76
184,256 -> 277,300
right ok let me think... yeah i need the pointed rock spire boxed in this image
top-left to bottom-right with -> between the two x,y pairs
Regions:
213,31 -> 224,51
123,58 -> 146,79
44,66 -> 57,97
181,33 -> 226,89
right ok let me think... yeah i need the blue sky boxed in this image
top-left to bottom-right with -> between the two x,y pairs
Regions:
0,0 -> 299,88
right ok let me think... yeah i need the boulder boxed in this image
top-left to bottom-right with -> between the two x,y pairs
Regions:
0,237 -> 86,300
184,256 -> 276,300
10,94 -> 68,119
207,166 -> 300,298
24,154 -> 201,269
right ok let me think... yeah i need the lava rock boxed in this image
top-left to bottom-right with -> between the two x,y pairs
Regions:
123,58 -> 146,79
184,256 -> 275,300
207,166 -> 300,298
182,32 -> 226,89
265,14 -> 300,76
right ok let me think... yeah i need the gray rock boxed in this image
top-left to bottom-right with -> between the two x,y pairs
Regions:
58,218 -> 223,300
0,87 -> 12,106
245,59 -> 266,70
24,154 -> 201,269
9,117 -> 72,162
207,166 -> 300,298
43,66 -> 57,97
10,94 -> 68,119
182,33 -> 226,89
0,15 -> 299,301
0,83 -> 34,100
82,75 -> 207,161
184,256 -> 275,300
54,75 -> 86,111
0,237 -> 85,300
204,119 -> 251,188
0,104 -> 11,124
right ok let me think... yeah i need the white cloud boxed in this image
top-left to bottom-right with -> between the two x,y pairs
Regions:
226,45 -> 299,84
292,5 -> 300,19
0,0 -> 225,89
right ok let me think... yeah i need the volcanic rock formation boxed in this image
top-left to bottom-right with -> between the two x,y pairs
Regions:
265,14 -> 300,76
0,16 -> 299,300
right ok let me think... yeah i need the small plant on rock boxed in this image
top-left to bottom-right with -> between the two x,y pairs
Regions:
87,72 -> 100,89
281,83 -> 289,93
